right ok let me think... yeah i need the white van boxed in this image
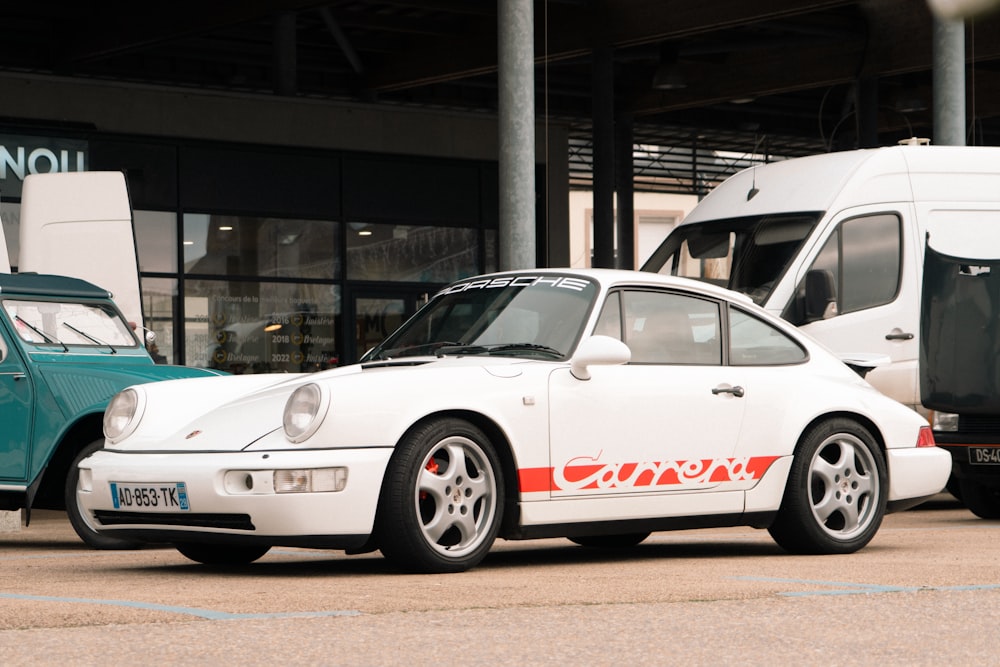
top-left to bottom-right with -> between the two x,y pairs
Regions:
642,145 -> 1000,414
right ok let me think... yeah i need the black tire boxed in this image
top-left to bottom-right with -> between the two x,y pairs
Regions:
376,418 -> 504,573
66,439 -> 143,550
768,418 -> 887,555
958,479 -> 1000,519
174,542 -> 271,565
569,533 -> 650,548
945,474 -> 963,502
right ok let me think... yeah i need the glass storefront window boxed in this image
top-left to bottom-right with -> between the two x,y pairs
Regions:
1,202 -> 19,268
134,211 -> 178,273
140,276 -> 178,364
183,214 -> 339,279
346,222 -> 479,282
183,278 -> 341,374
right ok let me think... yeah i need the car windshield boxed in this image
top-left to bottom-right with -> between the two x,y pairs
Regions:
3,299 -> 138,348
640,213 -> 821,305
362,274 -> 598,361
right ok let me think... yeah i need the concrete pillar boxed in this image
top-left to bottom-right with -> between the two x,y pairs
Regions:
933,16 -> 966,146
615,112 -> 634,269
591,46 -> 615,269
498,0 -> 536,270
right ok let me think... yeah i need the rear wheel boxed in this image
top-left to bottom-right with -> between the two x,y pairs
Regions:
376,417 -> 503,573
66,439 -> 143,550
174,542 -> 271,565
768,418 -> 887,554
958,479 -> 1000,519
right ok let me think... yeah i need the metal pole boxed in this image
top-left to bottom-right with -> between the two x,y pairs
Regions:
933,16 -> 966,146
498,0 -> 536,270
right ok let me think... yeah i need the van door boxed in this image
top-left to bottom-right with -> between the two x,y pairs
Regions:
782,206 -> 921,409
18,171 -> 143,329
0,326 -> 32,481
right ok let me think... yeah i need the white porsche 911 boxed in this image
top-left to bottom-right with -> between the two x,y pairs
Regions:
77,269 -> 949,573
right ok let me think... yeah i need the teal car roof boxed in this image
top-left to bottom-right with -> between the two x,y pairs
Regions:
0,273 -> 112,299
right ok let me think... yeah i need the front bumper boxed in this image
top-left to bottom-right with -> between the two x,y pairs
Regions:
77,447 -> 394,548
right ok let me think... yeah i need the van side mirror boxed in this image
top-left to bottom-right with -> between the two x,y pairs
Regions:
804,269 -> 838,321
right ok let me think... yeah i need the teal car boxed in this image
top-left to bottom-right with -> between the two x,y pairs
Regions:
0,272 -> 223,548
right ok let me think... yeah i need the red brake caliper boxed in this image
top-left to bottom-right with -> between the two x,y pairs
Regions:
420,458 -> 439,500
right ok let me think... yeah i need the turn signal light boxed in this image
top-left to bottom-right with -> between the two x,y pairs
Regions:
917,426 -> 937,448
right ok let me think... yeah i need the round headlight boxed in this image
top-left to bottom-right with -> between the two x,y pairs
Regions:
283,383 -> 329,443
103,388 -> 144,443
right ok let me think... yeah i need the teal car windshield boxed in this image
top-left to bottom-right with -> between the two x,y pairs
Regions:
3,299 -> 139,347
363,274 -> 598,361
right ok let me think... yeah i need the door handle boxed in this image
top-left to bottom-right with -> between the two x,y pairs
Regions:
712,385 -> 745,398
885,332 -> 914,340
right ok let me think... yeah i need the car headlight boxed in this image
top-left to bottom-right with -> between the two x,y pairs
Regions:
283,383 -> 330,443
103,388 -> 145,443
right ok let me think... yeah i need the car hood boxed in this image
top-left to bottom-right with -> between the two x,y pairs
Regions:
112,356 -> 544,452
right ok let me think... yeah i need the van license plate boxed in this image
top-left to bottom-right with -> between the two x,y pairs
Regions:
111,482 -> 190,511
969,447 -> 1000,465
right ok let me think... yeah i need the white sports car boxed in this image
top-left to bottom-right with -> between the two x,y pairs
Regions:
77,269 -> 949,573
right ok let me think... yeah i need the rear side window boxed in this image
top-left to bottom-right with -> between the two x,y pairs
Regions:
729,307 -> 807,366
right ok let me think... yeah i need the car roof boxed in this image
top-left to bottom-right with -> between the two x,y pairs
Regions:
453,268 -> 752,305
0,272 -> 113,299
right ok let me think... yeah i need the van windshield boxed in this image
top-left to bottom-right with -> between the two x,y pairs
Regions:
640,213 -> 822,305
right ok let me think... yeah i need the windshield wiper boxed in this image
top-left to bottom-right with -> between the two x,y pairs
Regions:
63,322 -> 118,353
436,343 -> 563,359
14,315 -> 68,352
374,341 -> 462,360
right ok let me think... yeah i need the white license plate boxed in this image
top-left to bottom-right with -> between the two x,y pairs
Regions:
969,447 -> 1000,465
110,482 -> 190,511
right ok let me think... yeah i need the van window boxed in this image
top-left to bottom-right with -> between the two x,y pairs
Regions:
640,213 -> 822,306
785,214 -> 901,324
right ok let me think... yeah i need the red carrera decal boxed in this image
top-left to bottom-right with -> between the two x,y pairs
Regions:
518,455 -> 780,493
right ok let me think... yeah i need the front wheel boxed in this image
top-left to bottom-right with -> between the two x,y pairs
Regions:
175,542 -> 271,565
66,439 -> 143,550
768,418 -> 887,554
376,418 -> 504,573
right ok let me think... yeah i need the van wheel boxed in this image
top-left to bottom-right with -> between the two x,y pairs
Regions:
65,439 -> 143,550
958,479 -> 1000,519
768,418 -> 887,554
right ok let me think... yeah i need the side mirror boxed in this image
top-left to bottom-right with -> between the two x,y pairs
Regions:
804,269 -> 838,322
570,335 -> 631,380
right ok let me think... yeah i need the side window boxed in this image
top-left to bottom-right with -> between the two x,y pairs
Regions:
593,291 -> 622,339
730,307 -> 807,365
786,214 -> 901,324
619,290 -> 721,365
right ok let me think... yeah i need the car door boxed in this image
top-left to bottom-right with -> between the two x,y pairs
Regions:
0,326 -> 33,481
786,209 -> 921,408
547,289 -> 748,505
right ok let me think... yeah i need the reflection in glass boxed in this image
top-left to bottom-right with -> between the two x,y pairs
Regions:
183,278 -> 341,374
346,222 -> 479,282
134,210 -> 178,273
183,214 -> 339,279
141,277 -> 177,363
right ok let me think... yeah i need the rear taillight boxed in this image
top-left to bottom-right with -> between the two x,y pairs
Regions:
917,425 -> 937,448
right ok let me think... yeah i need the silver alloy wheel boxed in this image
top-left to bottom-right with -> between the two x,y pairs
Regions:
807,432 -> 879,540
414,435 -> 498,558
